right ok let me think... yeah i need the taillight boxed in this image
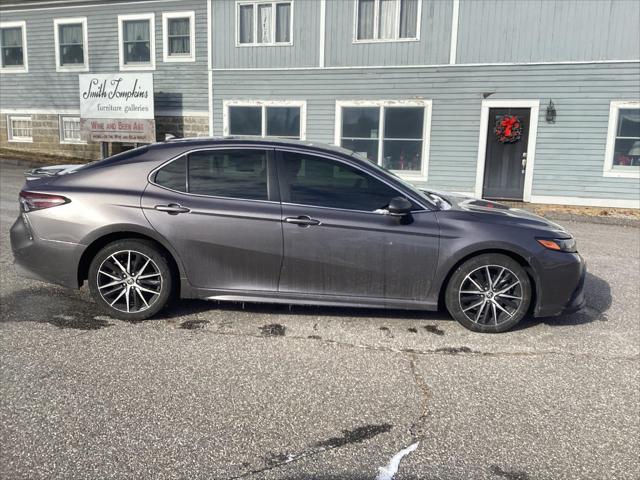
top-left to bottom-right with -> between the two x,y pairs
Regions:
19,191 -> 70,212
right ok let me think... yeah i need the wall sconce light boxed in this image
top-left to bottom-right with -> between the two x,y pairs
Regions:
546,100 -> 556,123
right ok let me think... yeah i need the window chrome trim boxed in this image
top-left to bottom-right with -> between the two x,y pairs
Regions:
147,145 -> 279,205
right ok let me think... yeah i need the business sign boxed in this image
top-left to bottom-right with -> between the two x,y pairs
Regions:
79,73 -> 155,143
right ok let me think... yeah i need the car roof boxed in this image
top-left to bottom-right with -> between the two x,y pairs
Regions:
154,136 -> 358,158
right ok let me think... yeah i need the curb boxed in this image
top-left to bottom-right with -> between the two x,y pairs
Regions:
542,212 -> 639,227
0,157 -> 47,168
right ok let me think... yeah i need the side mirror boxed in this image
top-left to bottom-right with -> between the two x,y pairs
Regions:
387,197 -> 412,216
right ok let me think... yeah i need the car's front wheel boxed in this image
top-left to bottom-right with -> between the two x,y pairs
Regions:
445,253 -> 532,333
88,239 -> 173,321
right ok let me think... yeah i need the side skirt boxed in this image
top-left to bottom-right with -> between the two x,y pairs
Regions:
182,285 -> 438,312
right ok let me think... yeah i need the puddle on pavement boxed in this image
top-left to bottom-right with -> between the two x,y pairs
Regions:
424,325 -> 445,335
313,423 -> 393,449
51,314 -> 112,331
259,323 -> 286,336
180,319 -> 210,330
491,465 -> 531,480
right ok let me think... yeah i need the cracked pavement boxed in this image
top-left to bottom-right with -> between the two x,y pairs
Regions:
1,163 -> 639,479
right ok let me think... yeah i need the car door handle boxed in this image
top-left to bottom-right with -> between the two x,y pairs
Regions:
154,203 -> 190,215
284,215 -> 321,226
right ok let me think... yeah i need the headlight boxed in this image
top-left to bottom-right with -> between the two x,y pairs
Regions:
537,237 -> 577,253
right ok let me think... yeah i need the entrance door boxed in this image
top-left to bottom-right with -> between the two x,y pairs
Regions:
483,107 -> 530,200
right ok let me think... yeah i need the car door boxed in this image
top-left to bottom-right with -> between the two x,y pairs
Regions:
141,147 -> 283,292
276,149 -> 440,302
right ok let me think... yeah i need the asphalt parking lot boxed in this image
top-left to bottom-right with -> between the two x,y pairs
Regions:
0,162 -> 638,480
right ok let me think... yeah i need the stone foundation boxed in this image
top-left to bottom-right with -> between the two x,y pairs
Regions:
0,113 -> 210,161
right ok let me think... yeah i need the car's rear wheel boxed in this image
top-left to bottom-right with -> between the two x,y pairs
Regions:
445,253 -> 532,333
88,239 -> 173,321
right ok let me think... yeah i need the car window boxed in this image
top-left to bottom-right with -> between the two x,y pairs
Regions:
154,156 -> 187,192
188,149 -> 268,201
280,151 -> 401,211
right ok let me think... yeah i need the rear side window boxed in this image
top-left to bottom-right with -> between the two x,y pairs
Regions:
188,149 -> 268,200
154,156 -> 187,192
280,151 -> 400,211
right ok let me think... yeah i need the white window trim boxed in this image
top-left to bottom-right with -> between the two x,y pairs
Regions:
334,99 -> 432,181
118,13 -> 155,71
7,115 -> 33,142
58,115 -> 85,144
603,100 -> 640,179
475,99 -> 540,202
53,17 -> 88,72
0,20 -> 28,73
235,1 -> 294,47
223,99 -> 307,139
352,0 -> 422,44
162,11 -> 195,63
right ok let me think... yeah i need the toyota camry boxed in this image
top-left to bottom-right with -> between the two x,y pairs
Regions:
10,138 -> 586,333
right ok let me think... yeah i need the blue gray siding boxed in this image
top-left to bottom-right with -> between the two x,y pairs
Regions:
0,0 -> 208,113
324,0 -> 452,67
211,0 -> 321,68
212,62 -> 640,201
456,0 -> 640,64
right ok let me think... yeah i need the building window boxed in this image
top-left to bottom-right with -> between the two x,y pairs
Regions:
224,101 -> 306,139
162,11 -> 195,62
0,21 -> 28,72
59,116 -> 83,143
336,100 -> 432,177
7,115 -> 33,142
237,1 -> 292,46
118,13 -> 155,70
355,0 -> 420,42
604,101 -> 640,178
54,17 -> 88,71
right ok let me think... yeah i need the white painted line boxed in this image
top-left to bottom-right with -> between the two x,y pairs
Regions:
375,441 -> 419,480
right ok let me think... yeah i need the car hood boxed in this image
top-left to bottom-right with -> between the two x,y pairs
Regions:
421,189 -> 572,236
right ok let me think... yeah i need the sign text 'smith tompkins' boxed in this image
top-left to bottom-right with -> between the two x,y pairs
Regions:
79,73 -> 155,143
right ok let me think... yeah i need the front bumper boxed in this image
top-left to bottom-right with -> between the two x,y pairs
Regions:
10,214 -> 83,289
532,250 -> 587,317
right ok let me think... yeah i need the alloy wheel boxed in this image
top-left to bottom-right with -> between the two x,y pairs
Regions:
458,265 -> 523,326
96,250 -> 163,313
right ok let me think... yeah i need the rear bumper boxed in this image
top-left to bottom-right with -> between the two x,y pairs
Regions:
532,251 -> 587,317
10,214 -> 83,289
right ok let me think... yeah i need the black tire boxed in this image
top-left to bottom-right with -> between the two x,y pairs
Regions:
445,253 -> 532,333
88,239 -> 173,321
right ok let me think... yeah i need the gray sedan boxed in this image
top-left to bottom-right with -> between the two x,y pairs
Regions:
10,138 -> 585,333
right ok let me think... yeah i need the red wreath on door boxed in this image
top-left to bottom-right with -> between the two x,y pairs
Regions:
494,114 -> 522,143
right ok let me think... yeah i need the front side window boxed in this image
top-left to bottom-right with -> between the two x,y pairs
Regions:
119,14 -> 155,69
356,0 -> 419,41
226,102 -> 303,139
163,12 -> 195,62
188,150 -> 269,200
280,151 -> 401,211
59,116 -> 82,143
339,102 -> 428,174
0,22 -> 27,71
54,18 -> 87,70
8,115 -> 33,142
237,1 -> 292,45
604,102 -> 640,178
